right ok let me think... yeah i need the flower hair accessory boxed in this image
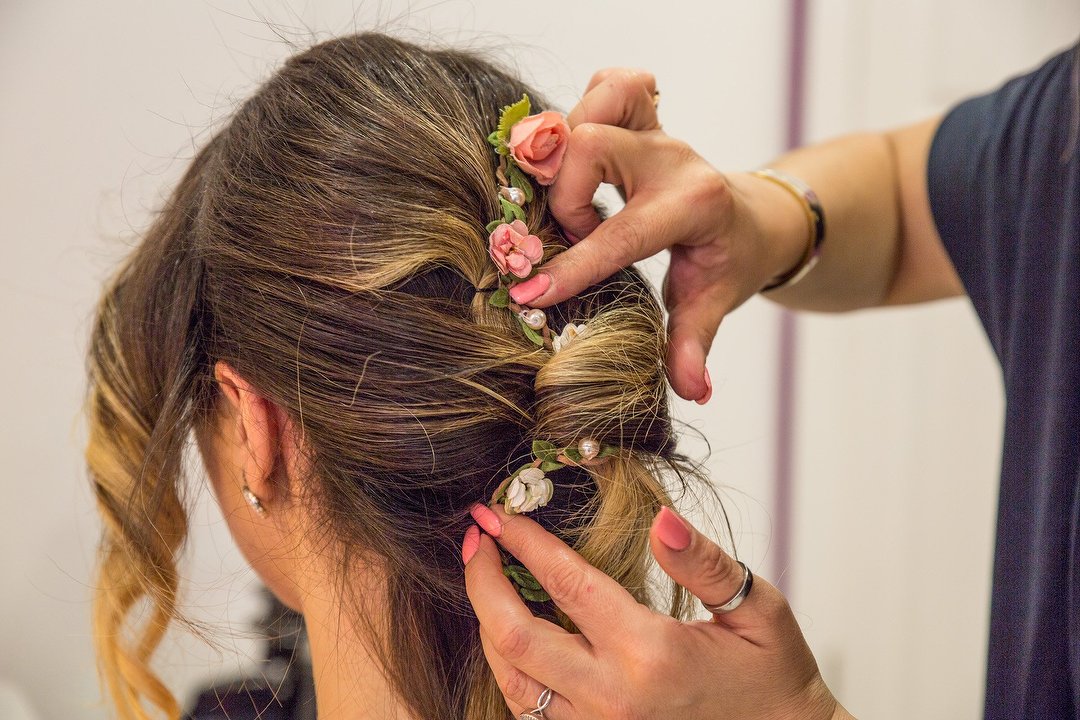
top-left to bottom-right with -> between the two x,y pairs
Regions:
483,98 -> 617,517
490,438 -> 617,602
484,95 -> 572,350
481,97 -> 614,602
491,440 -> 617,514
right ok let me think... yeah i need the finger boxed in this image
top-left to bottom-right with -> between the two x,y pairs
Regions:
534,125 -> 678,306
481,504 -> 653,643
464,532 -> 593,684
662,231 -> 746,402
582,66 -> 655,94
582,67 -> 629,92
547,122 -> 645,242
479,626 -> 579,720
567,68 -> 659,131
519,198 -> 678,308
649,507 -> 783,633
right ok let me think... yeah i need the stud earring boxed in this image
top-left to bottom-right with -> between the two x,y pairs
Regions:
241,485 -> 267,517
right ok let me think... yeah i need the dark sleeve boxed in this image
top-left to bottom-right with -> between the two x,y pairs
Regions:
927,41 -> 1080,360
929,43 -> 1080,720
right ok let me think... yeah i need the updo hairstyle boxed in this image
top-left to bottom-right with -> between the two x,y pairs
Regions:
86,33 -> 695,720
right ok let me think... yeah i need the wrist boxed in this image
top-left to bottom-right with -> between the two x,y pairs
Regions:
727,171 -> 812,289
777,674 -> 850,720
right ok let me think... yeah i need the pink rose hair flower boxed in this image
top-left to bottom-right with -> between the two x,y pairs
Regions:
489,220 -> 543,278
507,111 -> 570,185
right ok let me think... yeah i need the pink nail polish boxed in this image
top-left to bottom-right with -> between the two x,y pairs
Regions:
509,273 -> 551,305
470,503 -> 503,538
655,506 -> 692,551
695,368 -> 713,406
462,525 -> 481,565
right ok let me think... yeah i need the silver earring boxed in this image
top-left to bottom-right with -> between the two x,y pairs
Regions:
241,485 -> 267,516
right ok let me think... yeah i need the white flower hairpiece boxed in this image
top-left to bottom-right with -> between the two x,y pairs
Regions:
490,440 -> 616,515
487,438 -> 615,602
552,322 -> 588,353
502,467 -> 554,514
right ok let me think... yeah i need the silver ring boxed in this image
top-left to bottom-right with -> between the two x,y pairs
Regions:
519,687 -> 553,720
701,561 -> 754,614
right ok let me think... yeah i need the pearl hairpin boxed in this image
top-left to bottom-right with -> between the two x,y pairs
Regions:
577,437 -> 601,461
499,185 -> 526,206
519,308 -> 547,331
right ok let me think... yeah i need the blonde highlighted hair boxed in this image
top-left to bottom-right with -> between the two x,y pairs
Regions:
86,33 -> 698,720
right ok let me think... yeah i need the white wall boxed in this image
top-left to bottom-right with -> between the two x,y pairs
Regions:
1,1 -> 1075,719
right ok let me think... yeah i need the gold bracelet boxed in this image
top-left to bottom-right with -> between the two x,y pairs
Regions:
754,168 -> 826,292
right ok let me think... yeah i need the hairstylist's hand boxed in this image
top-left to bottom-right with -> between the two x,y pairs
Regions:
462,505 -> 855,720
509,69 -> 808,403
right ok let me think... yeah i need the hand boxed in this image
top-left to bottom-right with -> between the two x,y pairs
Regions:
509,69 -> 807,403
462,504 -> 851,720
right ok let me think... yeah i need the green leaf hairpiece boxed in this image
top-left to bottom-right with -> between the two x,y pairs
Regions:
492,95 -> 532,153
503,564 -> 551,603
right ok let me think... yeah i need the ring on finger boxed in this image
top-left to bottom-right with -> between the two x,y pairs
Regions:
519,687 -> 553,720
651,89 -> 663,130
701,560 -> 754,614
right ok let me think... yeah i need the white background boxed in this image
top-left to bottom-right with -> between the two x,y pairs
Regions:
1,1 -> 1077,718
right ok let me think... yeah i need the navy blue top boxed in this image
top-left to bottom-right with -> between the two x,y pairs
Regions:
928,43 -> 1080,719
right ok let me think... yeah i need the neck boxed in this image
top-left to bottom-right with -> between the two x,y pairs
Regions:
301,586 -> 419,720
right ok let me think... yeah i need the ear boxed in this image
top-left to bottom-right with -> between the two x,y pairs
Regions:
213,361 -> 284,508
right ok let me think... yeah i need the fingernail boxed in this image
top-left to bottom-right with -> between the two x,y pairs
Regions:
564,231 -> 581,244
695,368 -> 713,406
655,506 -> 692,551
509,273 -> 551,305
470,503 -> 503,538
462,525 -> 481,565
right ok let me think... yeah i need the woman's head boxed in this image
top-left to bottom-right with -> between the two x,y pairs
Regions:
87,33 -> 690,719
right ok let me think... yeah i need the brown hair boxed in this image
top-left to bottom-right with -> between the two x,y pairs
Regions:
86,32 -> 694,719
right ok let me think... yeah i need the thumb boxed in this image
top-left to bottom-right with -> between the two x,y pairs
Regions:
665,294 -> 728,403
649,507 -> 772,632
650,508 -> 839,718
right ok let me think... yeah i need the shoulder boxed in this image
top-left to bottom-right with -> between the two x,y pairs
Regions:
929,42 -> 1078,218
926,41 -> 1079,356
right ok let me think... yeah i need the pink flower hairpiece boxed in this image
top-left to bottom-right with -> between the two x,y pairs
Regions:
480,96 -> 612,603
484,95 -> 571,350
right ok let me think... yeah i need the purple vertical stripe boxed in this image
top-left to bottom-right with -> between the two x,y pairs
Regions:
786,0 -> 809,150
773,0 -> 809,596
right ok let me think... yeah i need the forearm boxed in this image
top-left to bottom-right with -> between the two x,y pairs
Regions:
730,117 -> 962,312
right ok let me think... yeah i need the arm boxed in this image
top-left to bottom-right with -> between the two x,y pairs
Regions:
755,117 -> 964,311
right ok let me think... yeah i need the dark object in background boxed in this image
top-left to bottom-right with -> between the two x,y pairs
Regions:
185,588 -> 315,720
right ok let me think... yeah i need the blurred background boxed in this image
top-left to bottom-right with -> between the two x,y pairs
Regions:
2,1 -> 1077,718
